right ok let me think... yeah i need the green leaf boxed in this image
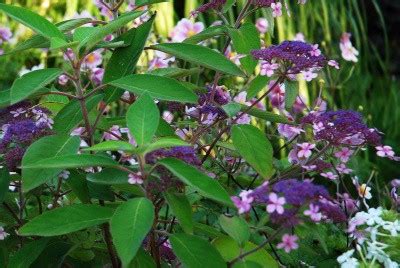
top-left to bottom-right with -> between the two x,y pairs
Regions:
164,190 -> 194,234
8,18 -> 91,54
10,68 -> 62,104
150,43 -> 245,77
8,238 -> 50,268
129,248 -> 156,268
170,233 -> 227,268
19,204 -> 114,236
65,171 -> 91,203
104,15 -> 155,103
135,0 -> 168,8
0,168 -> 10,203
183,25 -> 228,44
22,154 -> 119,170
78,10 -> 145,54
109,74 -> 197,103
53,94 -> 103,134
231,125 -> 273,178
219,215 -> 250,246
228,23 -> 260,74
127,94 -> 160,146
156,118 -> 177,137
87,168 -> 129,185
222,103 -> 242,118
240,105 -> 291,124
0,4 -> 65,40
84,141 -> 135,152
212,237 -> 278,267
148,67 -> 200,78
49,37 -> 75,50
22,135 -> 80,192
284,81 -> 299,111
0,89 -> 10,108
158,158 -> 233,207
233,261 -> 262,268
246,75 -> 269,100
142,137 -> 189,154
110,198 -> 155,267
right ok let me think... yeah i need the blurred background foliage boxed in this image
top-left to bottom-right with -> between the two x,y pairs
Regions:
0,0 -> 398,184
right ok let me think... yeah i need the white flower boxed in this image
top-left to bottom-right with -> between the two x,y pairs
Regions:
0,227 -> 9,240
337,249 -> 359,268
382,220 -> 400,236
358,184 -> 372,199
365,207 -> 384,226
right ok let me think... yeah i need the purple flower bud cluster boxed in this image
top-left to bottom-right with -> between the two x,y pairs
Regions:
301,110 -> 382,146
193,0 -> 227,14
251,41 -> 327,74
251,0 -> 275,7
146,146 -> 200,166
198,85 -> 231,116
0,102 -> 52,171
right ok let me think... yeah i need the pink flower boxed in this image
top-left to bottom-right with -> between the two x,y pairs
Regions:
375,145 -> 395,158
277,234 -> 298,253
103,125 -> 121,141
309,44 -> 321,56
293,32 -> 305,42
278,124 -> 304,140
90,67 -> 104,85
260,61 -> 279,77
162,111 -> 174,124
268,81 -> 285,108
340,33 -> 359,62
170,19 -> 204,42
266,192 -> 286,214
82,50 -> 102,69
202,113 -> 218,125
0,27 -> 12,44
334,147 -> 354,162
271,2 -> 282,17
320,171 -> 338,180
149,50 -> 175,70
231,196 -> 252,214
304,204 -> 322,222
0,227 -> 9,240
336,163 -> 352,174
302,69 -> 318,82
256,18 -> 269,34
58,74 -> 69,86
234,91 -> 249,105
297,143 -> 315,158
128,172 -> 143,185
328,60 -> 340,69
239,190 -> 254,203
10,108 -> 26,118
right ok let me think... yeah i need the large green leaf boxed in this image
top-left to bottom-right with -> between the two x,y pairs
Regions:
22,154 -> 119,170
127,94 -> 160,146
84,140 -> 136,153
212,237 -> 278,268
104,15 -> 155,103
183,25 -> 228,44
78,10 -> 145,54
150,43 -> 245,77
65,170 -> 91,203
231,125 -> 273,178
22,135 -> 80,192
141,137 -> 189,154
0,168 -> 10,203
110,198 -> 154,267
246,75 -> 269,100
284,81 -> 299,111
8,238 -> 50,268
170,233 -> 227,268
19,204 -> 114,236
0,4 -> 65,40
0,89 -> 10,107
240,105 -> 291,124
228,23 -> 260,74
87,168 -> 129,185
109,74 -> 197,103
8,18 -> 91,54
53,94 -> 103,134
10,68 -> 62,104
164,190 -> 194,234
158,158 -> 233,206
219,215 -> 250,247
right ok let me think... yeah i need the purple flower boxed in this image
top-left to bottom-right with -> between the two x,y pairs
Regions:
301,110 -> 381,146
252,41 -> 327,75
252,0 -> 275,7
277,234 -> 299,253
193,0 -> 226,14
146,146 -> 200,166
4,146 -> 25,171
0,27 -> 12,44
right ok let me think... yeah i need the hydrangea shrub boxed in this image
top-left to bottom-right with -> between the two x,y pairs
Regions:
0,0 -> 399,267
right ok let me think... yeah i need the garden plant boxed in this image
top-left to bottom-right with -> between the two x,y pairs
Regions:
0,0 -> 399,267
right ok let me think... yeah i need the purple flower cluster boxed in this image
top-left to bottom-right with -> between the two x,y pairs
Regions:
0,102 -> 52,171
232,179 -> 347,227
252,0 -> 275,7
198,85 -> 230,116
302,110 -> 381,146
252,41 -> 327,74
146,146 -> 200,166
193,0 -> 227,14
